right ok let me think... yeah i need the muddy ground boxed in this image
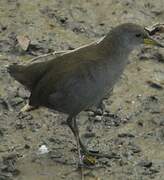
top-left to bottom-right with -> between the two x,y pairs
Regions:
0,0 -> 164,180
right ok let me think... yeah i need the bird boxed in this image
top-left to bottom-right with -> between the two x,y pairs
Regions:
8,23 -> 164,166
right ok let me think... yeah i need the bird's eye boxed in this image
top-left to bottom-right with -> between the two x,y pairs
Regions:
136,33 -> 141,37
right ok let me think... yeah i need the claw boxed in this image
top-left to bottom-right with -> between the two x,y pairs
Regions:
82,154 -> 96,166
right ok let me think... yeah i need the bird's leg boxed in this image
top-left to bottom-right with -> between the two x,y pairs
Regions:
67,116 -> 84,166
66,116 -> 94,159
66,116 -> 93,160
67,116 -> 119,165
67,116 -> 85,179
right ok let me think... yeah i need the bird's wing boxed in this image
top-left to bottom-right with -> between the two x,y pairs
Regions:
8,40 -> 101,91
29,43 -> 103,107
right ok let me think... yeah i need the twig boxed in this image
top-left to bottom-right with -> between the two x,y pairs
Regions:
28,37 -> 104,64
30,50 -> 72,62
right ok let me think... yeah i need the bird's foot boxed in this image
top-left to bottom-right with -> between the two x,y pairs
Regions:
20,103 -> 36,113
81,153 -> 97,167
84,149 -> 119,159
80,148 -> 119,167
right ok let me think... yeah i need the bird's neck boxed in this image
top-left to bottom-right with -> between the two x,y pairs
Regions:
98,34 -> 132,64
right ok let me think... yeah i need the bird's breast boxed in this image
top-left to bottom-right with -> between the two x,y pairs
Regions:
48,55 -> 128,115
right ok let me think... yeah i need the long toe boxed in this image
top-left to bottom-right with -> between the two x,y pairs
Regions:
82,148 -> 120,160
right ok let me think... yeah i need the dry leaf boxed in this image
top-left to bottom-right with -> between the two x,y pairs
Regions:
16,35 -> 31,51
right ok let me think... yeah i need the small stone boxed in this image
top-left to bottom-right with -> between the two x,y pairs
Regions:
83,132 -> 96,138
129,142 -> 141,153
18,112 -> 33,121
0,128 -> 4,137
159,119 -> 164,126
147,80 -> 163,90
137,120 -> 144,126
59,17 -> 68,24
118,158 -> 128,166
118,133 -> 135,138
150,166 -> 160,174
95,108 -> 103,116
94,115 -> 102,122
49,150 -> 62,159
17,88 -> 29,99
138,160 -> 152,168
88,111 -> 94,117
131,101 -> 135,104
103,111 -> 109,116
0,98 -> 10,110
16,35 -> 31,51
99,157 -> 111,167
2,153 -> 18,161
37,145 -> 49,155
0,173 -> 12,180
10,97 -> 23,106
15,121 -> 26,129
24,144 -> 30,149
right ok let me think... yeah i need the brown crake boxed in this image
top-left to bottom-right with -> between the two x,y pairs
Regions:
8,23 -> 164,164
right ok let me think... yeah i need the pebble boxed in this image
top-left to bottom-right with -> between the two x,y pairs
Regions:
118,133 -> 135,138
153,52 -> 164,63
138,160 -> 152,168
94,108 -> 103,116
159,119 -> 164,126
10,97 -> 23,106
137,120 -> 144,126
83,132 -> 96,138
147,80 -> 163,90
0,128 -> 4,137
128,142 -> 141,153
18,112 -> 33,121
94,115 -> 102,122
0,173 -> 12,180
87,111 -> 94,117
37,145 -> 49,155
24,144 -> 30,149
0,98 -> 9,110
17,88 -> 29,99
99,157 -> 111,167
15,120 -> 26,129
0,153 -> 20,176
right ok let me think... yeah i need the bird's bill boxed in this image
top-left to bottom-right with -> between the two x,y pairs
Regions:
144,37 -> 164,47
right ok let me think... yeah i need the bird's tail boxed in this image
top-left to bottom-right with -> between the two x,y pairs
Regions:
8,63 -> 26,84
7,63 -> 37,90
7,60 -> 52,90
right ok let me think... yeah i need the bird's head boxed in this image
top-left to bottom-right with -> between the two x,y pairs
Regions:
110,23 -> 164,51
